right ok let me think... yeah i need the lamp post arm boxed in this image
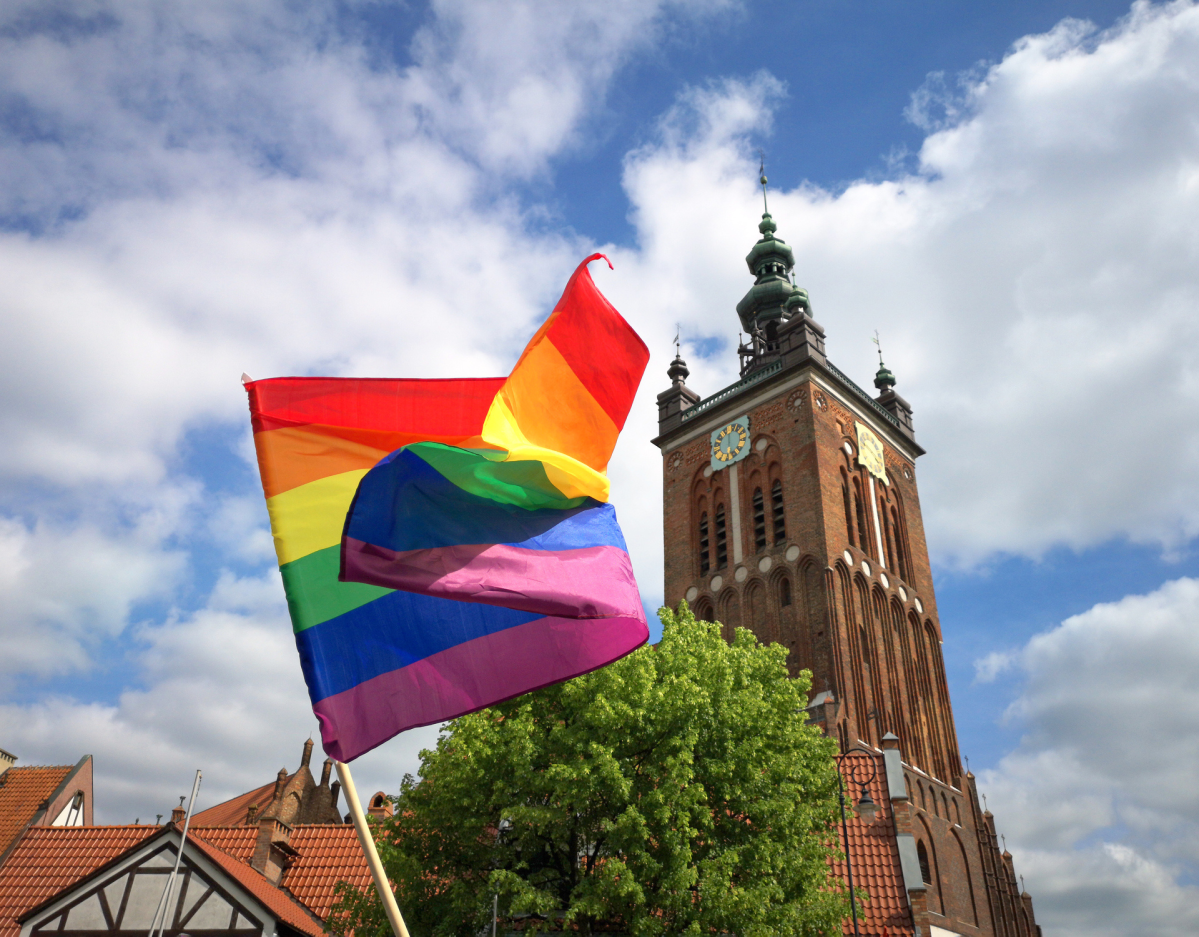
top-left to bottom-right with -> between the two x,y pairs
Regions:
836,748 -> 879,937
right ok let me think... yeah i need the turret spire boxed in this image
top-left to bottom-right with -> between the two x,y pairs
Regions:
759,154 -> 769,215
872,330 -> 897,391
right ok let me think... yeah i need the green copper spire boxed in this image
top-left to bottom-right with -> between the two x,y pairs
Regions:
734,163 -> 818,377
735,206 -> 796,333
874,359 -> 897,391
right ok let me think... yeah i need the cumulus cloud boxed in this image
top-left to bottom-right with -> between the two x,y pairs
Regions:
0,0 -> 727,814
976,577 -> 1199,936
0,492 -> 191,675
0,568 -> 440,819
610,0 -> 1199,567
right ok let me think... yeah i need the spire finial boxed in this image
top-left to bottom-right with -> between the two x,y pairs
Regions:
674,324 -> 681,356
759,153 -> 769,215
873,330 -> 896,392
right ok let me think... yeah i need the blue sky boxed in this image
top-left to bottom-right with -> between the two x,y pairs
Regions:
3,2 -> 1199,934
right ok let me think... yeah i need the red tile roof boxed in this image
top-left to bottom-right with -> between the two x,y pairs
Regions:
191,781 -> 278,827
185,831 -> 324,937
831,754 -> 914,937
0,767 -> 73,860
189,826 -> 258,863
0,826 -> 158,937
283,825 -> 373,919
0,821 -> 372,937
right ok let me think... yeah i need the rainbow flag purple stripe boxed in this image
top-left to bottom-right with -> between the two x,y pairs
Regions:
247,255 -> 650,761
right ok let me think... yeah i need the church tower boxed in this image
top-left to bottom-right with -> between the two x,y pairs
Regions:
653,197 -> 1040,937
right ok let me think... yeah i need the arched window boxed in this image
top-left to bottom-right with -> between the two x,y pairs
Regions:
699,512 -> 710,575
694,598 -> 713,622
841,470 -> 855,547
917,840 -> 932,884
714,504 -> 728,569
778,576 -> 792,607
752,487 -> 766,552
771,479 -> 786,544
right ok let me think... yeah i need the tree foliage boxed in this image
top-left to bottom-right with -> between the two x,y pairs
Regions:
329,603 -> 847,937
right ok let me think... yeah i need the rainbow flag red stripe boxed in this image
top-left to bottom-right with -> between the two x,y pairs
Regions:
246,255 -> 650,761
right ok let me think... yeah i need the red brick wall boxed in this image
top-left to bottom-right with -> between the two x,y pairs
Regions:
659,374 -> 961,780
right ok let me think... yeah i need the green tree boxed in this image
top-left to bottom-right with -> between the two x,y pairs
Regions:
330,603 -> 848,937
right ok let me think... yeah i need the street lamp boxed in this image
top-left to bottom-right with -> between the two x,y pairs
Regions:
836,747 -> 880,937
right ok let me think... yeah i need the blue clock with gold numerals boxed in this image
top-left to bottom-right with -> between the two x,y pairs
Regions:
709,415 -> 751,471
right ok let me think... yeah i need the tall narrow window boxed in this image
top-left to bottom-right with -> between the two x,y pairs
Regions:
699,512 -> 710,575
917,841 -> 932,884
853,481 -> 870,556
842,472 -> 855,548
892,507 -> 909,580
779,577 -> 792,607
881,496 -> 896,570
752,487 -> 766,552
715,503 -> 728,569
771,479 -> 786,544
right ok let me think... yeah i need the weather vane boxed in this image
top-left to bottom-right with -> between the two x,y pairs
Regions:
758,152 -> 769,214
674,324 -> 681,355
872,329 -> 884,365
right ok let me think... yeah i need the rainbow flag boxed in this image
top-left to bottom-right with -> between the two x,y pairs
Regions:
246,255 -> 650,762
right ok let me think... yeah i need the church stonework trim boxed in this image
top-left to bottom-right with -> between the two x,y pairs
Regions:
653,207 -> 1039,937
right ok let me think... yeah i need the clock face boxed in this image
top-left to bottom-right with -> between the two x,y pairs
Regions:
712,422 -> 749,463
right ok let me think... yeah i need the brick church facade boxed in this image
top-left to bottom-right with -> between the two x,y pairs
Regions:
652,206 -> 1039,937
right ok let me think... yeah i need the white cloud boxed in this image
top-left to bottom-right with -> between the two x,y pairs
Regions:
610,0 -> 1199,567
0,493 -> 191,675
0,0 -> 728,813
972,649 -> 1016,684
978,577 -> 1199,937
0,569 -> 441,821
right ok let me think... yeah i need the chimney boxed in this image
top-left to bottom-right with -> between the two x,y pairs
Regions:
367,792 -> 393,821
170,797 -> 186,824
301,739 -> 314,770
251,817 -> 298,885
0,748 -> 15,778
320,759 -> 332,787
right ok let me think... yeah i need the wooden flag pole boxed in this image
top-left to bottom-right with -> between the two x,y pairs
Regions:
335,760 -> 411,937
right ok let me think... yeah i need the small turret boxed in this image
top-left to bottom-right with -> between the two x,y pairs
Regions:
666,352 -> 690,387
873,354 -> 915,440
655,345 -> 700,437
